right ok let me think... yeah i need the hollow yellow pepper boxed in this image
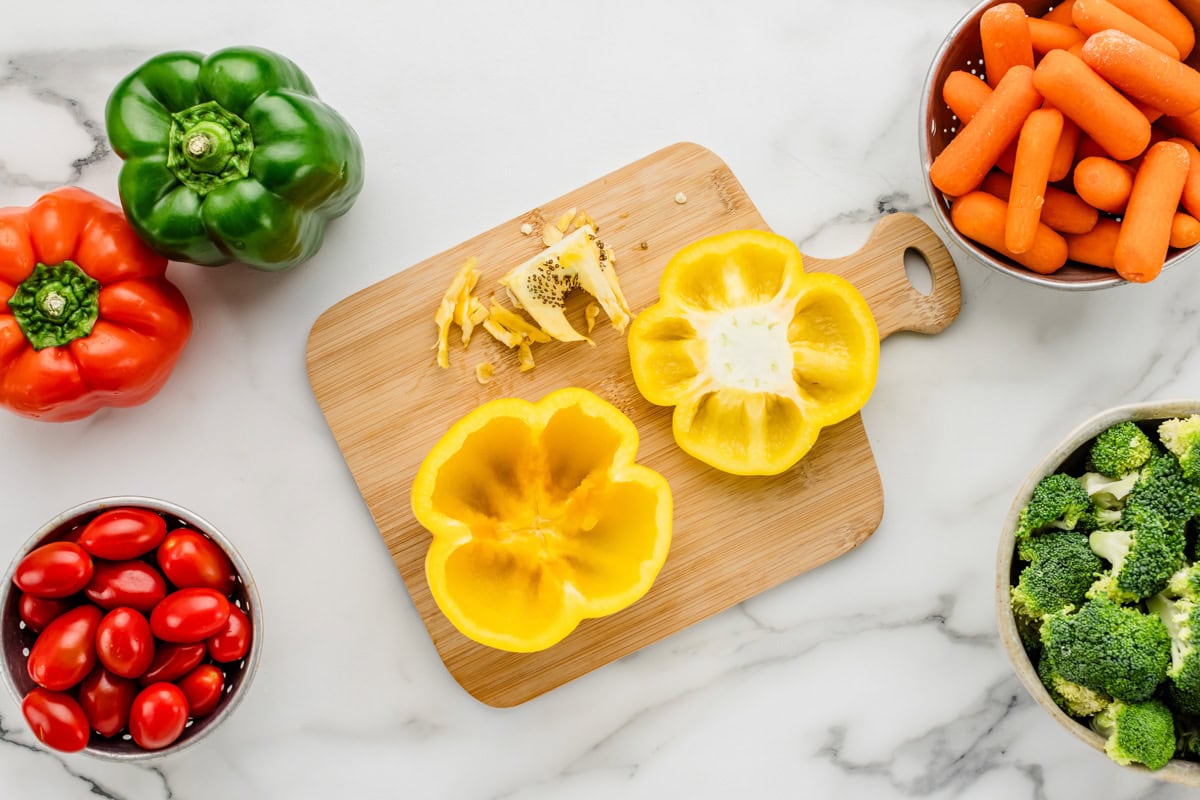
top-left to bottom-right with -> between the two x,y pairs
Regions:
411,388 -> 672,653
627,229 -> 879,476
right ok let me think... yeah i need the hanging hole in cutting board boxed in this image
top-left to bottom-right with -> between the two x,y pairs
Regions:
904,247 -> 933,296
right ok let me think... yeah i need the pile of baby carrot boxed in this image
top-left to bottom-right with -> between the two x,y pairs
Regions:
930,0 -> 1200,282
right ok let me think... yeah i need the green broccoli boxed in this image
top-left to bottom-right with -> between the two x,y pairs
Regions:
1080,471 -> 1139,510
1041,596 -> 1170,701
1160,415 -> 1200,483
1122,452 -> 1200,533
1090,421 -> 1154,479
1038,655 -> 1111,717
1088,507 -> 1187,602
1011,530 -> 1101,622
1016,473 -> 1092,540
1148,566 -> 1200,717
1091,699 -> 1176,770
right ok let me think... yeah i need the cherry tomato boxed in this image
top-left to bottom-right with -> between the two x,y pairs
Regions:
207,605 -> 252,663
156,530 -> 236,594
77,508 -> 166,560
27,605 -> 101,691
14,542 -> 94,598
139,642 -> 206,684
22,687 -> 89,753
129,683 -> 188,750
150,588 -> 230,643
78,666 -> 137,737
18,593 -> 74,632
95,608 -> 155,679
85,560 -> 167,612
177,664 -> 224,717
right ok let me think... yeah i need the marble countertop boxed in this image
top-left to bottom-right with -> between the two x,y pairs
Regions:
3,1 -> 1200,797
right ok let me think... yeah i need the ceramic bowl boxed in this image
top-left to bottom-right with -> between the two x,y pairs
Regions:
919,0 -> 1200,289
997,400 -> 1200,784
0,496 -> 261,760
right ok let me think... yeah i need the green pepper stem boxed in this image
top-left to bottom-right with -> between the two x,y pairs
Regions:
167,101 -> 253,195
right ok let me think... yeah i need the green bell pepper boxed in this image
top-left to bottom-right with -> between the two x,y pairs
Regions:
105,46 -> 365,271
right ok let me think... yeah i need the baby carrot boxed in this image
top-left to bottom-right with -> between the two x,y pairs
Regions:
1008,108 -> 1066,253
1171,211 -> 1200,248
951,191 -> 1069,274
982,171 -> 1100,234
1066,218 -> 1122,268
1029,18 -> 1087,53
1082,30 -> 1200,117
1169,137 -> 1200,218
1045,102 -> 1082,181
1166,107 -> 1200,144
1115,140 -> 1191,281
982,4 -> 1036,88
943,70 -> 992,121
1106,0 -> 1195,59
1033,49 -> 1151,161
1044,1 -> 1078,25
932,65 -> 1042,196
1072,0 -> 1181,58
1073,156 -> 1135,213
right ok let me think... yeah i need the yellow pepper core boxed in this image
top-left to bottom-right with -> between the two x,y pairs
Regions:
411,387 -> 673,652
627,229 -> 879,476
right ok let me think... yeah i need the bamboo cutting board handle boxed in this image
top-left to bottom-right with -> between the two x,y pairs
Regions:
804,212 -> 962,341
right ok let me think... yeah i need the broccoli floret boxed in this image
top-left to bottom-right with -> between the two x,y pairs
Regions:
1011,531 -> 1101,621
1088,508 -> 1187,602
1042,596 -> 1170,701
1016,473 -> 1092,539
1090,421 -> 1154,479
1148,574 -> 1200,716
1122,452 -> 1200,534
1038,654 -> 1111,717
1160,416 -> 1200,483
1080,471 -> 1139,510
1091,700 -> 1176,770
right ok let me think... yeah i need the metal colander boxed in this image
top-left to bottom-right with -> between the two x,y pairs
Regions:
919,0 -> 1200,289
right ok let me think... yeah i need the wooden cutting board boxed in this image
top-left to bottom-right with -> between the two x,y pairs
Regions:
306,142 -> 961,707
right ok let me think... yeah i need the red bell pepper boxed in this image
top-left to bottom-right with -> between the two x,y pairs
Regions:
0,187 -> 192,421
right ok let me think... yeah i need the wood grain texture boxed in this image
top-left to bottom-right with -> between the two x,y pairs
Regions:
306,142 -> 961,707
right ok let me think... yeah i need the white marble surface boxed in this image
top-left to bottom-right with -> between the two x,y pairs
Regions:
3,1 -> 1200,797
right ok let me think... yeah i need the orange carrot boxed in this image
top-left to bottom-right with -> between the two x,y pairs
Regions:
1114,140 -> 1191,281
1044,1 -> 1079,25
1033,49 -> 1151,161
1072,0 -> 1181,58
981,4 -> 1036,88
1170,136 -> 1200,218
1166,107 -> 1200,144
1045,101 -> 1082,180
1106,0 -> 1196,59
1073,156 -> 1136,212
941,71 -> 1021,175
951,191 -> 1069,273
1082,30 -> 1200,117
1029,18 -> 1087,53
943,70 -> 992,121
1066,218 -> 1122,268
982,171 -> 1100,233
1170,211 -> 1200,248
1008,108 -> 1066,252
931,65 -> 1043,196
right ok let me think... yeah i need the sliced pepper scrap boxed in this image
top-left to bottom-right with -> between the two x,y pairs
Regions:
433,258 -> 485,368
627,229 -> 879,476
412,387 -> 673,652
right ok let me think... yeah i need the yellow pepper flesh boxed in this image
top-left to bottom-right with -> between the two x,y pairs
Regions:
627,230 -> 879,476
412,388 -> 673,653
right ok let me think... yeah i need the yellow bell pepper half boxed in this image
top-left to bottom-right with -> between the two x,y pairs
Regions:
411,387 -> 673,653
627,230 -> 879,476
